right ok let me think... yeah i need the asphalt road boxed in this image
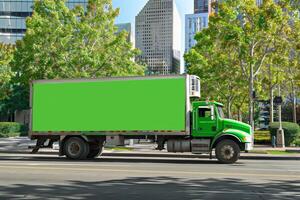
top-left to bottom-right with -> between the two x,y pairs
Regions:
0,153 -> 299,200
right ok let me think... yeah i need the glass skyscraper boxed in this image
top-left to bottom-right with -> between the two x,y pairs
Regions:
185,0 -> 212,53
194,0 -> 209,13
0,0 -> 87,44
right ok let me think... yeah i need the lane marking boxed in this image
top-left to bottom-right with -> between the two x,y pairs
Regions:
6,163 -> 132,167
1,162 -> 299,173
1,159 -> 300,172
227,167 -> 300,172
0,165 -> 299,179
1,159 -> 300,170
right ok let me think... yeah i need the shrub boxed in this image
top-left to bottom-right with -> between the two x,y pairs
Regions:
0,122 -> 28,138
294,138 -> 300,147
269,122 -> 300,146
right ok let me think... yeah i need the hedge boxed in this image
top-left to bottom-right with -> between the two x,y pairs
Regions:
294,138 -> 300,147
269,122 -> 300,146
0,122 -> 28,138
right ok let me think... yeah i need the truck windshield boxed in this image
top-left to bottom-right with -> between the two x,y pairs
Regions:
217,106 -> 224,118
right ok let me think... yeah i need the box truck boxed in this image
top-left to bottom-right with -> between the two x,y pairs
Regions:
29,75 -> 253,164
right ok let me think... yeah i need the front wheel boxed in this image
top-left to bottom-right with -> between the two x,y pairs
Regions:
215,139 -> 240,164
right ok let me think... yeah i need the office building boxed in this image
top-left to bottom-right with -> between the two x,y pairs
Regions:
194,0 -> 210,13
0,0 -> 87,44
135,0 -> 181,75
185,13 -> 209,52
185,0 -> 214,53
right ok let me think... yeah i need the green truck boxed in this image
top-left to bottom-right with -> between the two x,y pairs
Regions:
30,75 -> 253,163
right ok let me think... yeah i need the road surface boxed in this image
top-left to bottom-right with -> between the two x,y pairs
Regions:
0,153 -> 299,200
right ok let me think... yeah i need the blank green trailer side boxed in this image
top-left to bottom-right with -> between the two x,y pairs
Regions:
30,75 -> 194,136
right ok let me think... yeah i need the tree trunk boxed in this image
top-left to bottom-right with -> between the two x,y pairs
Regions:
226,98 -> 232,119
269,87 -> 274,124
249,65 -> 254,130
292,82 -> 297,123
237,108 -> 242,121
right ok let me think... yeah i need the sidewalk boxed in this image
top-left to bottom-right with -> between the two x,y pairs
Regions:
0,137 -> 299,160
0,137 -> 36,151
251,144 -> 300,152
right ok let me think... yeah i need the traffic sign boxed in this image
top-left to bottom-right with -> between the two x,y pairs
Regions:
274,96 -> 283,105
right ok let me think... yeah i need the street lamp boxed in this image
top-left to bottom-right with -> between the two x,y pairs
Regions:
274,85 -> 285,148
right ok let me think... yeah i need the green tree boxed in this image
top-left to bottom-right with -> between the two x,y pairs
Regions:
186,0 -> 294,128
0,43 -> 15,101
185,29 -> 248,119
286,16 -> 300,123
11,0 -> 144,110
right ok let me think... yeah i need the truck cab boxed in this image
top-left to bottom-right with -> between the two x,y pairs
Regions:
192,101 -> 253,163
167,99 -> 253,164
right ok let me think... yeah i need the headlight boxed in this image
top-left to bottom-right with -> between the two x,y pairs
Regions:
242,134 -> 252,143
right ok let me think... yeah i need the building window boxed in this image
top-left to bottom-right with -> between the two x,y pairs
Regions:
195,0 -> 209,13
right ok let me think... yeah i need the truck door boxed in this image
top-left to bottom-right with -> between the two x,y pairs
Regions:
196,106 -> 217,136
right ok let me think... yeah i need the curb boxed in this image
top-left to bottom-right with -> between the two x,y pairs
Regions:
102,152 -> 300,160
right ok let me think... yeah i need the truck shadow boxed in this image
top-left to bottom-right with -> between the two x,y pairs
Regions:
0,176 -> 299,200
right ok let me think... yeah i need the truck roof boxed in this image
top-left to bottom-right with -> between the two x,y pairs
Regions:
193,101 -> 224,107
214,102 -> 224,107
31,75 -> 187,84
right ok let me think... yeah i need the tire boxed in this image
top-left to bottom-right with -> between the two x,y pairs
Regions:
215,139 -> 240,164
64,137 -> 89,160
87,142 -> 104,159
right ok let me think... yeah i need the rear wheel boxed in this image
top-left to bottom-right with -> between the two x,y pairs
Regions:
87,142 -> 104,159
64,137 -> 89,160
215,139 -> 240,164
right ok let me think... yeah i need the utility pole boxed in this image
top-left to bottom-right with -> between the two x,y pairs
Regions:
269,64 -> 274,123
276,84 -> 285,148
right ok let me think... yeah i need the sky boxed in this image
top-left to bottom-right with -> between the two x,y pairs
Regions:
112,0 -> 194,69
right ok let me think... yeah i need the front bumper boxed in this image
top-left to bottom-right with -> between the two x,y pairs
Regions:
244,131 -> 254,151
245,142 -> 253,151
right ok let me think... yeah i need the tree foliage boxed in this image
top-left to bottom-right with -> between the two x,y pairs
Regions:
0,43 -> 15,101
185,0 -> 299,125
185,25 -> 248,119
9,0 -> 144,111
12,0 -> 144,84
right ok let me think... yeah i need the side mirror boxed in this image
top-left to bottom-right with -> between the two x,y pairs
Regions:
211,106 -> 215,120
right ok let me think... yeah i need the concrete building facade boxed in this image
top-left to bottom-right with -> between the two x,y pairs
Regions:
0,0 -> 88,44
135,0 -> 181,75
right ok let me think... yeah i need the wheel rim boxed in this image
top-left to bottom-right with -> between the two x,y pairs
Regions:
68,141 -> 81,157
220,145 -> 234,160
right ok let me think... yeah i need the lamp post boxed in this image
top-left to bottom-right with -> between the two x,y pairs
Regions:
276,84 -> 285,148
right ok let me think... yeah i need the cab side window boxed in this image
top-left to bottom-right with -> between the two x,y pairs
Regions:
198,108 -> 211,118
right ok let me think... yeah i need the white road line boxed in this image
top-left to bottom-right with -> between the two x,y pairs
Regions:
0,160 -> 299,172
0,163 -> 298,173
0,162 -> 132,168
0,165 -> 299,179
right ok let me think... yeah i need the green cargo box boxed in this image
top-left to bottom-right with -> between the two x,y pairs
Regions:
30,75 -> 195,136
